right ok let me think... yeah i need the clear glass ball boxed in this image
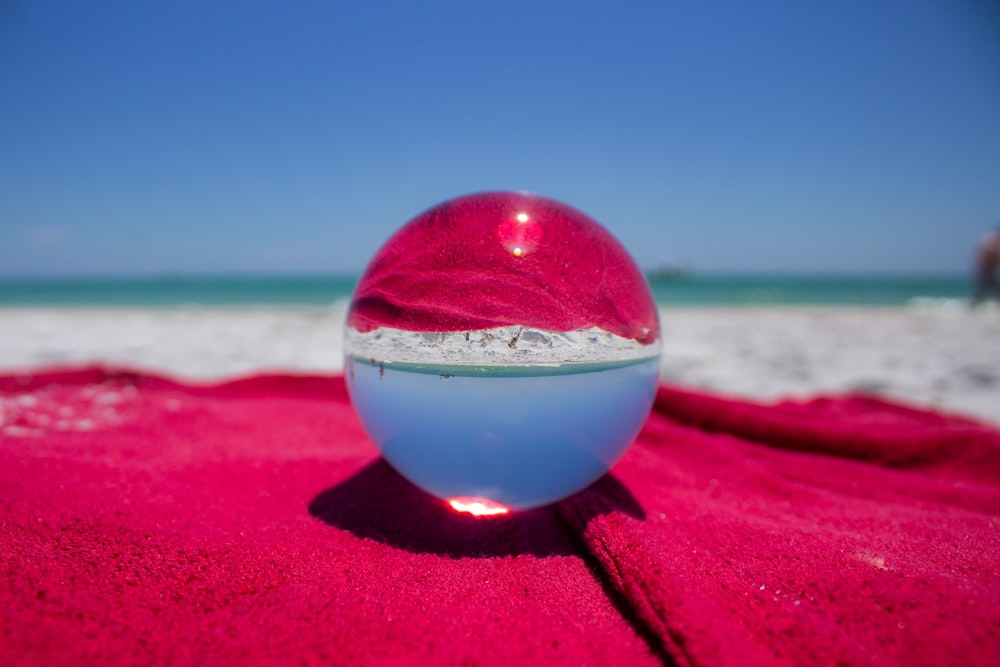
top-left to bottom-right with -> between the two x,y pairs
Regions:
345,192 -> 661,512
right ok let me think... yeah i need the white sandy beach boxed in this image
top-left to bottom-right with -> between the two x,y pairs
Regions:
2,305 -> 998,425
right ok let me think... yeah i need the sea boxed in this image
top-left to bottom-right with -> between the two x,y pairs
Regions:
0,274 -> 974,308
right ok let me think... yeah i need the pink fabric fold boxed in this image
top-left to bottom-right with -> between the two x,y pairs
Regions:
559,386 -> 1000,666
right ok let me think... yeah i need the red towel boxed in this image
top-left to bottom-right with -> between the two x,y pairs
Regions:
2,366 -> 998,666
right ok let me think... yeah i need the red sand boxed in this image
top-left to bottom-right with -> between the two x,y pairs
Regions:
347,192 -> 660,344
2,366 -> 999,666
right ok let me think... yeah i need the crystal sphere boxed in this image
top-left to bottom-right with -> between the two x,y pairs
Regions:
345,192 -> 661,512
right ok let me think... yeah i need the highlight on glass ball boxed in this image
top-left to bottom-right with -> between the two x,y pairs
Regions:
344,192 -> 661,514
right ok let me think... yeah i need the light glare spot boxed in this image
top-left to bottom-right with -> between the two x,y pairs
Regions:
516,212 -> 529,223
448,497 -> 511,517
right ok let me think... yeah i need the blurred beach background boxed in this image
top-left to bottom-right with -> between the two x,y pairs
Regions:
2,1 -> 999,423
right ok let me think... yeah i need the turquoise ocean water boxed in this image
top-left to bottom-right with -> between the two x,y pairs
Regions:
0,274 -> 972,307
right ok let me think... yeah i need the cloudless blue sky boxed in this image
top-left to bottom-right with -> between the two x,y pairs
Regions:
1,0 -> 998,276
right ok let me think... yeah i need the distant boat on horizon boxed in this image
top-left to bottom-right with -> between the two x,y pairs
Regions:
646,262 -> 693,282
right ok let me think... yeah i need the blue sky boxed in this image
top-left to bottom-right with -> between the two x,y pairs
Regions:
1,0 -> 998,276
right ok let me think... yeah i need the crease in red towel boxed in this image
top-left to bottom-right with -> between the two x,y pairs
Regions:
559,385 -> 1000,667
2,366 -> 999,666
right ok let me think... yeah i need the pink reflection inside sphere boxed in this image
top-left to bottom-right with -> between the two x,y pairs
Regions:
347,191 -> 659,343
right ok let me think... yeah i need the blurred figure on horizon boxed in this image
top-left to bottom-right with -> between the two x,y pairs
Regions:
973,226 -> 1000,305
